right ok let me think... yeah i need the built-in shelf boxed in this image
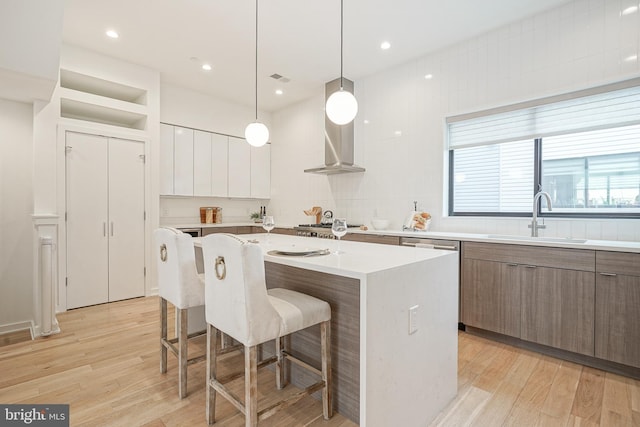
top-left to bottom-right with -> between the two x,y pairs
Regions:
58,69 -> 149,131
60,69 -> 147,105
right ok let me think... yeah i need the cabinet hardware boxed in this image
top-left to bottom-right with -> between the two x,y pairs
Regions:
507,263 -> 518,267
523,265 -> 537,269
599,272 -> 617,277
110,222 -> 114,236
103,222 -> 107,236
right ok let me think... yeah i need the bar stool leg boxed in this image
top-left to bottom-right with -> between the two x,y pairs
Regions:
160,298 -> 168,374
178,308 -> 188,399
245,345 -> 258,427
206,324 -> 218,425
321,320 -> 333,419
275,336 -> 285,390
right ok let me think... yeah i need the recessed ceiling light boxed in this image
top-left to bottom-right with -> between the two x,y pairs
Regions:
363,119 -> 370,124
202,63 -> 212,71
394,130 -> 402,136
424,74 -> 433,79
624,54 -> 638,62
380,41 -> 391,50
106,29 -> 119,39
621,5 -> 638,15
275,89 -> 283,95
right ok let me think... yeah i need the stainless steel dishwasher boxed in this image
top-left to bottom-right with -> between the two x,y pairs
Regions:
399,236 -> 463,329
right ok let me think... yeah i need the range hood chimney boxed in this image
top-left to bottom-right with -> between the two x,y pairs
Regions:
304,78 -> 365,175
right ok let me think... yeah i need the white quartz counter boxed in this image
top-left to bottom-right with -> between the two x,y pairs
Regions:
351,229 -> 640,253
217,233 -> 454,280
172,221 -> 640,253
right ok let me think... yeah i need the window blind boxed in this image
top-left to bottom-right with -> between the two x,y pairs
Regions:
448,82 -> 640,149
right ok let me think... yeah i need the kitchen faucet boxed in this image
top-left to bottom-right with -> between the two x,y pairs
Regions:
529,191 -> 552,237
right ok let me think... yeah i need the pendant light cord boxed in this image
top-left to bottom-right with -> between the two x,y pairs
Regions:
254,0 -> 259,121
340,0 -> 344,90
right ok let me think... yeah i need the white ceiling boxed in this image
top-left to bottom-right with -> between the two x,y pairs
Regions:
62,0 -> 571,113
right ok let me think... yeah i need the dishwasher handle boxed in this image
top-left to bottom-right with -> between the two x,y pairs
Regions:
401,241 -> 458,251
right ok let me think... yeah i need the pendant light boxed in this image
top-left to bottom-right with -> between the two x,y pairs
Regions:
245,0 -> 269,147
325,0 -> 358,125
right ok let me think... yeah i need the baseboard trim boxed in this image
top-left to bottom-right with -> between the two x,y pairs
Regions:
0,320 -> 34,339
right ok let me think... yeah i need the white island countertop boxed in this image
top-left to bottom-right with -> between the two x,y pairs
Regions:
234,233 -> 453,280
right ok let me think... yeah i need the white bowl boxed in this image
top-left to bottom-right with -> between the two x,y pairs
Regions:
371,218 -> 390,230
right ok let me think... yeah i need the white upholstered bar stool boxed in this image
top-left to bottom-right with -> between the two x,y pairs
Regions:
154,227 -> 206,399
201,233 -> 332,426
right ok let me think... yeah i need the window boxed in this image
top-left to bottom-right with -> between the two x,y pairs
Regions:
448,79 -> 640,217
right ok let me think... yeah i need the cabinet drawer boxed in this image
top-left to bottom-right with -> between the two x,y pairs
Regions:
596,251 -> 640,277
343,234 -> 400,245
463,242 -> 594,272
202,226 -> 239,236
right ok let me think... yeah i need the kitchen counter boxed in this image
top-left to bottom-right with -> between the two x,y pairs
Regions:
194,233 -> 458,426
170,221 -> 640,253
348,229 -> 640,253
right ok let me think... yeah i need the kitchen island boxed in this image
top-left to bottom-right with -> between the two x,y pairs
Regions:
196,233 -> 458,426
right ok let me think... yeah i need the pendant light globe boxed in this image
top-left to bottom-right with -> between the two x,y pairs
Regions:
326,89 -> 358,125
326,0 -> 357,125
245,121 -> 269,147
245,0 -> 269,147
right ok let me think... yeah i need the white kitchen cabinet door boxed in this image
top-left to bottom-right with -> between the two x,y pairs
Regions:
250,144 -> 271,198
107,138 -> 145,302
193,130 -> 212,196
173,126 -> 194,196
66,132 -> 110,309
228,137 -> 251,198
211,133 -> 228,197
159,124 -> 174,195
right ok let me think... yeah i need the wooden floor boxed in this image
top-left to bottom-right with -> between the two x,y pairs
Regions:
0,296 -> 638,426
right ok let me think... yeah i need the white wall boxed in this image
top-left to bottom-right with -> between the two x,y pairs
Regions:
0,98 -> 34,331
160,84 -> 273,224
270,0 -> 640,241
0,0 -> 63,103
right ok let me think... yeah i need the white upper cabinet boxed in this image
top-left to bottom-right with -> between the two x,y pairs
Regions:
159,124 -> 269,199
173,126 -> 194,196
250,144 -> 271,199
193,130 -> 212,196
211,133 -> 229,197
228,136 -> 251,198
159,124 -> 174,195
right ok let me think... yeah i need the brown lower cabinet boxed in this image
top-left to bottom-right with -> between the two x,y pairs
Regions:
520,266 -> 594,356
201,226 -> 254,236
461,242 -> 596,357
461,258 -> 520,337
595,251 -> 640,368
343,233 -> 400,245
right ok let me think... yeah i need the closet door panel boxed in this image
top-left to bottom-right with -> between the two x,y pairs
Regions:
107,138 -> 146,302
65,132 -> 109,309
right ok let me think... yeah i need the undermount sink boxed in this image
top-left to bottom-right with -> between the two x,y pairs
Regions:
487,234 -> 587,244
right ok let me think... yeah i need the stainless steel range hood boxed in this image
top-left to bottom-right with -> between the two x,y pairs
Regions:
304,78 -> 365,175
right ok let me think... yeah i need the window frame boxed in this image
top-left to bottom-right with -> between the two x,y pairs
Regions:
447,78 -> 640,220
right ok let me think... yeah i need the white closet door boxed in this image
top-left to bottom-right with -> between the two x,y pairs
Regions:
108,137 -> 145,302
66,132 -> 109,309
211,133 -> 228,197
173,127 -> 194,195
228,137 -> 250,197
159,124 -> 174,195
193,130 -> 212,196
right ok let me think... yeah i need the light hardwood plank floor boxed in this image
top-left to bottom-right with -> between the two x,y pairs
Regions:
1,296 -> 639,426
